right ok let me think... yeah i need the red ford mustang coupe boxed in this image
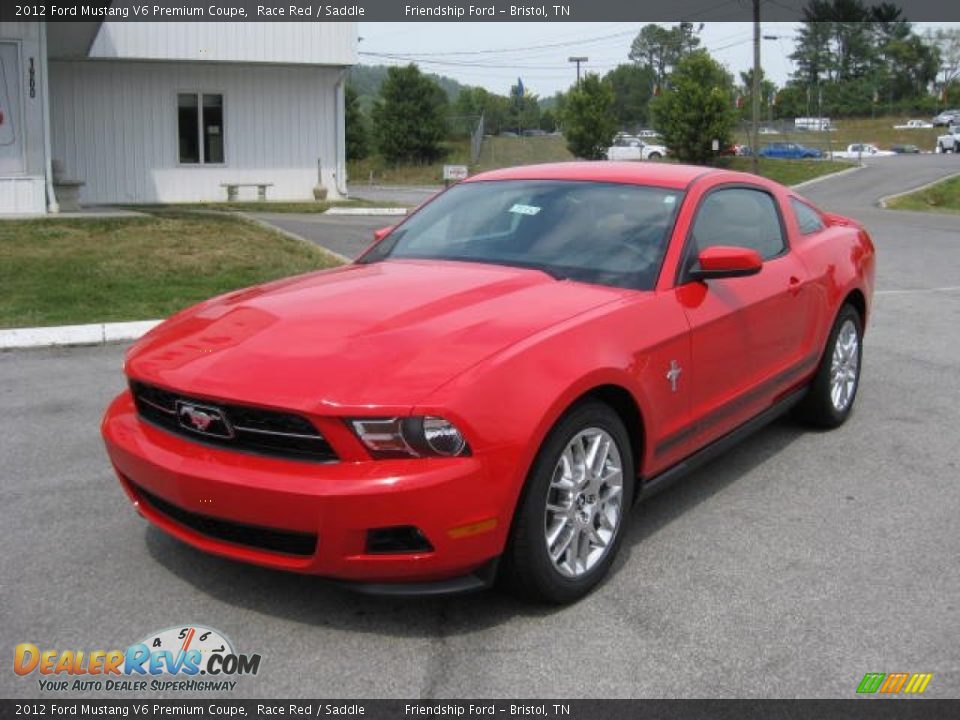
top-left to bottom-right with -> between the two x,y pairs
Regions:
102,162 -> 875,603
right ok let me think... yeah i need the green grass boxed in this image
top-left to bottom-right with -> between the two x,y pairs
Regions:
0,210 -> 343,329
350,134 -> 849,187
735,115 -> 942,154
723,157 -> 854,186
347,136 -> 574,185
885,174 -> 960,214
349,116 -> 941,188
473,136 -> 574,171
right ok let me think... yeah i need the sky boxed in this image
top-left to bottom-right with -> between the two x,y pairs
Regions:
357,21 -> 957,97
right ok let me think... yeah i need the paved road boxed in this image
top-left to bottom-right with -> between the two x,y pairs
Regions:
348,184 -> 440,208
252,185 -> 440,260
253,212 -> 391,260
3,156 -> 959,700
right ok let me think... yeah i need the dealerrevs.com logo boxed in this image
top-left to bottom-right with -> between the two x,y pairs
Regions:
14,625 -> 261,693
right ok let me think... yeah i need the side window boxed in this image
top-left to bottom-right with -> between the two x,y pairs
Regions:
690,187 -> 785,262
790,198 -> 826,235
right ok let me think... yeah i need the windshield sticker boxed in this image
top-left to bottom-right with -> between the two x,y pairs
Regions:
509,203 -> 541,216
663,196 -> 676,205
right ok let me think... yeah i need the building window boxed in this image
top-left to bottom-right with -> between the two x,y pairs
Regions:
178,92 -> 224,164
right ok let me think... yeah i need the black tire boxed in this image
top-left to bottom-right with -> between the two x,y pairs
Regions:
648,152 -> 662,160
794,304 -> 863,428
500,401 -> 636,604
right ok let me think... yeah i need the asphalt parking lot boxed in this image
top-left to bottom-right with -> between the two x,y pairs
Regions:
252,184 -> 438,260
2,156 -> 959,699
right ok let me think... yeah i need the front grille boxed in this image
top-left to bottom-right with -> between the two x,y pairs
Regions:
130,380 -> 338,462
134,482 -> 317,557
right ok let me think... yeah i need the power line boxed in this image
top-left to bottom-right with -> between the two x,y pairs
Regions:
366,26 -> 642,58
359,52 -> 592,71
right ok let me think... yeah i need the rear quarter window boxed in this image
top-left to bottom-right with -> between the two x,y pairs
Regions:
790,198 -> 826,235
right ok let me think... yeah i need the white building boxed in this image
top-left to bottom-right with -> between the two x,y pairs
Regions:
0,22 -> 357,214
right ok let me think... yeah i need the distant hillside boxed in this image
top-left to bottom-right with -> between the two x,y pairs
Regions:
348,64 -> 472,112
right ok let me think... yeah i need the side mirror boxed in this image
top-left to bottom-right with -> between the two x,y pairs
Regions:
691,246 -> 763,280
373,226 -> 394,243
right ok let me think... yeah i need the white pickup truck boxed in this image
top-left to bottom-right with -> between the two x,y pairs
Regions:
936,126 -> 960,153
830,143 -> 896,160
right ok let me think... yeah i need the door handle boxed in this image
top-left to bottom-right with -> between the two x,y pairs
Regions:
788,276 -> 802,296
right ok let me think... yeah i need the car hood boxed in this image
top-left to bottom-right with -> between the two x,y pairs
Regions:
125,259 -> 625,412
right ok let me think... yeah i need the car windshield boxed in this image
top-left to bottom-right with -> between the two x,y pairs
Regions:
360,179 -> 683,290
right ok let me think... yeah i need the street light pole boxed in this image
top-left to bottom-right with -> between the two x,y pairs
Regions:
568,56 -> 588,88
751,0 -> 761,175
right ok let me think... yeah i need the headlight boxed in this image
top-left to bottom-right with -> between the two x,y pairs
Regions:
349,416 -> 469,459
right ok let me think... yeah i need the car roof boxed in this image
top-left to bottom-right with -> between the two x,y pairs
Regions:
465,161 -> 713,190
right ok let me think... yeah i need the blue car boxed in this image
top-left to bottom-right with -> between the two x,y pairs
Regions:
758,142 -> 824,159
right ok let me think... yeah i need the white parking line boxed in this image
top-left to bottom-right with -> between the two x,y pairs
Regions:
876,286 -> 960,296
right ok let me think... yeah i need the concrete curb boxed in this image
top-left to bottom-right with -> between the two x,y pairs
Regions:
325,207 -> 408,216
1,320 -> 161,350
877,171 -> 960,208
790,163 -> 863,190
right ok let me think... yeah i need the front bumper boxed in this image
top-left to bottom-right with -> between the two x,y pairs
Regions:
102,392 -> 508,587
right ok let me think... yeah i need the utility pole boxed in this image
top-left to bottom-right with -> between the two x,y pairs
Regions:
751,0 -> 761,175
568,56 -> 588,88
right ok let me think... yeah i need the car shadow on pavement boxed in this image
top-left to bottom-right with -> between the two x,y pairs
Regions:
145,416 -> 804,636
610,416 -> 804,576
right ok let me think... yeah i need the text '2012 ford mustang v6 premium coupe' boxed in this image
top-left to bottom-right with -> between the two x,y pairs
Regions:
102,162 -> 875,603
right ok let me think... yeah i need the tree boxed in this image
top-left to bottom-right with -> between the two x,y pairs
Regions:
787,0 -> 943,116
344,84 -> 368,161
507,82 -> 541,133
603,64 -> 656,129
539,108 -> 559,133
629,23 -> 701,88
928,27 -> 960,98
371,64 -> 448,164
561,74 -> 618,159
651,51 -> 735,165
453,86 -> 513,135
738,68 -> 777,121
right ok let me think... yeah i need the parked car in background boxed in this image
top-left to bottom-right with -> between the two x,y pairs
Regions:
890,143 -> 921,154
893,119 -> 933,129
758,142 -> 824,159
758,127 -> 779,135
607,136 -> 667,161
637,129 -> 660,138
936,125 -> 960,153
830,143 -> 896,160
794,117 -> 834,132
933,110 -> 960,127
102,161 -> 875,603
522,129 -> 547,137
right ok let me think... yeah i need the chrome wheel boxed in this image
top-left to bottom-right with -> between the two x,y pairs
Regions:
543,428 -> 624,578
830,319 -> 860,412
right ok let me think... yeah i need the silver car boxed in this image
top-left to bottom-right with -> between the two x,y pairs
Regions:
933,110 -> 960,126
